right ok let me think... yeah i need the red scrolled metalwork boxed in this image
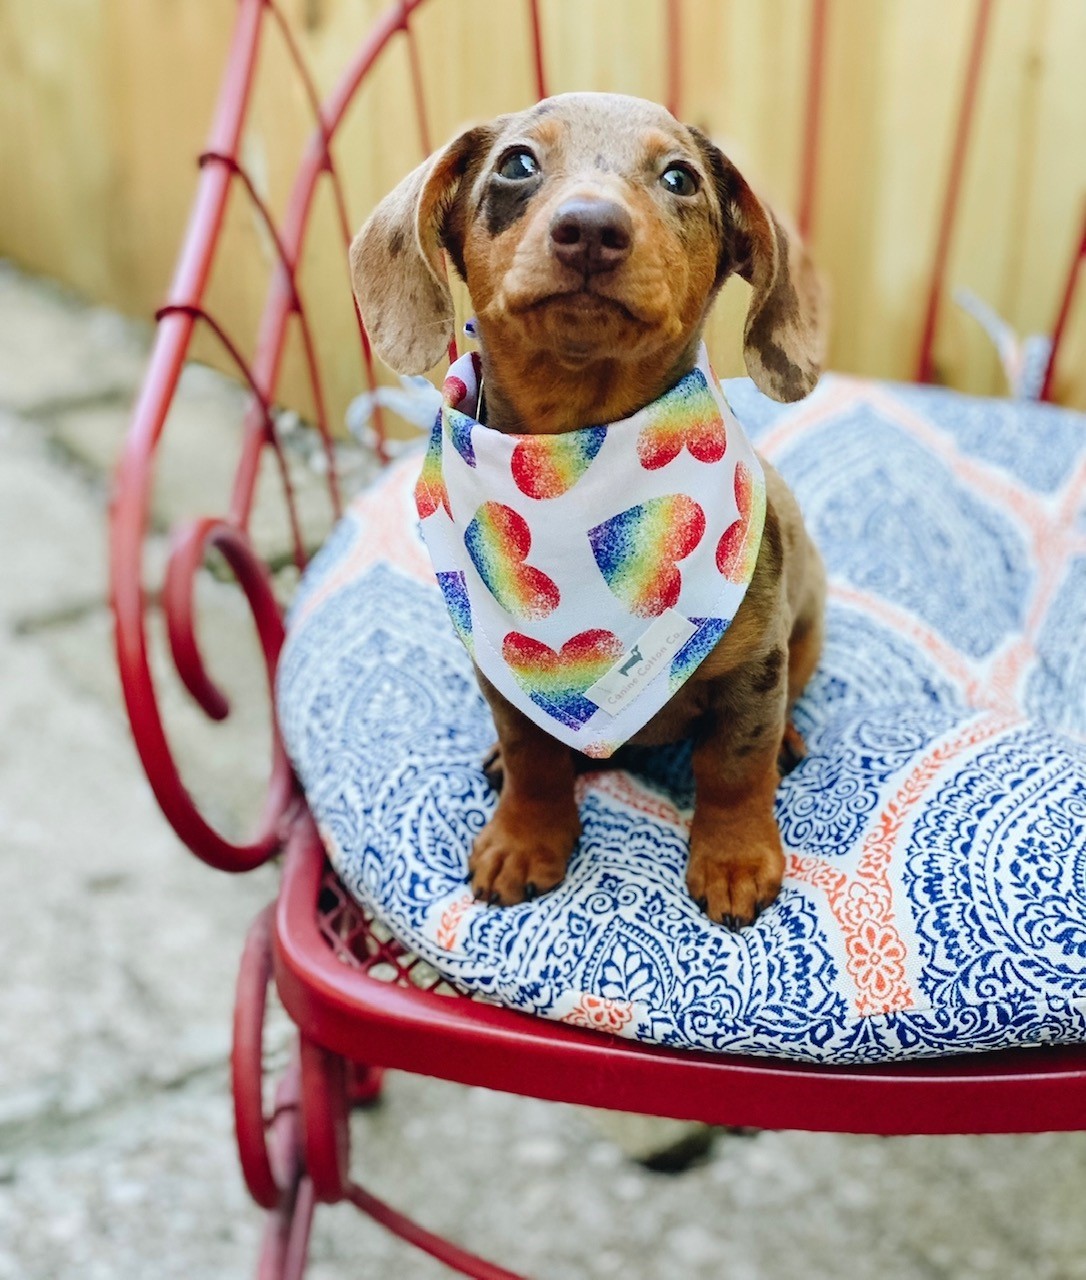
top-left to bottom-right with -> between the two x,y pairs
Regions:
1040,203 -> 1086,403
233,906 -> 285,1210
526,0 -> 548,102
261,0 -> 390,460
256,1062 -> 316,1280
796,0 -> 828,243
257,1173 -> 316,1280
235,906 -> 360,1276
914,0 -> 993,384
111,1 -> 1086,1275
110,0 -> 429,873
164,518 -> 284,721
400,0 -> 434,159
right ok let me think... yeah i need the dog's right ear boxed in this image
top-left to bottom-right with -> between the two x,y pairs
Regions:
350,125 -> 496,374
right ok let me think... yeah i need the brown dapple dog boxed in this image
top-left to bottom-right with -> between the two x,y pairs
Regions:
351,92 -> 826,929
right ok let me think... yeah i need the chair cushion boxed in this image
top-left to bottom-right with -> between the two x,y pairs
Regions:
277,374 -> 1086,1064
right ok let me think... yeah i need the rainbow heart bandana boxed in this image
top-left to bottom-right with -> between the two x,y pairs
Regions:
416,344 -> 766,757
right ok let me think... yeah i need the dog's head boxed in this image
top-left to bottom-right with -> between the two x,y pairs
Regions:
351,92 -> 823,409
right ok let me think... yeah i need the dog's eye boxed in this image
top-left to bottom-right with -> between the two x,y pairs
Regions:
497,150 -> 540,181
660,164 -> 699,197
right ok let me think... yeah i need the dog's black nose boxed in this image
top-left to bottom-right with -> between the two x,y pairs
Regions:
549,199 -> 633,274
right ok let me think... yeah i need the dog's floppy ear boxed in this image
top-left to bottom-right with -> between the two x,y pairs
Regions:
690,130 -> 826,402
734,195 -> 825,402
350,125 -> 494,374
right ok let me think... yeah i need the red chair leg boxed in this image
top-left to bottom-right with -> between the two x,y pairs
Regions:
247,1047 -> 320,1279
348,1061 -> 386,1106
300,1036 -> 351,1202
234,907 -> 319,1278
237,903 -> 529,1277
256,1174 -> 316,1280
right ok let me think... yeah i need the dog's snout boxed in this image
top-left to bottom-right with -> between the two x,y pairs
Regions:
549,199 -> 633,275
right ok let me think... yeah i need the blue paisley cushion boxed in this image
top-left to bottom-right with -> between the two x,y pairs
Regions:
277,375 -> 1086,1064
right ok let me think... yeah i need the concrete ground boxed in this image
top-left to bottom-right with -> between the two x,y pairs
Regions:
2,259 -> 1086,1280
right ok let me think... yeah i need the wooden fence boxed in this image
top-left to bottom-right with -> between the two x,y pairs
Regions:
1,0 -> 1083,431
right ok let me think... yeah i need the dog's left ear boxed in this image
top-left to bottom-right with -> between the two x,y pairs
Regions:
690,130 -> 826,402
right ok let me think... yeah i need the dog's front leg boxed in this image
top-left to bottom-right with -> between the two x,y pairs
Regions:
470,673 -> 581,905
686,647 -> 789,928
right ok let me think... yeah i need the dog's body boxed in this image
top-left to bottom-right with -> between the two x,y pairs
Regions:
352,92 -> 826,929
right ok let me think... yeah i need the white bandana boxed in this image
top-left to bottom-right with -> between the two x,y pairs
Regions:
415,344 -> 766,758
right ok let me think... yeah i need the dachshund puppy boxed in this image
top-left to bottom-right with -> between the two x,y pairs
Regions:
351,92 -> 826,928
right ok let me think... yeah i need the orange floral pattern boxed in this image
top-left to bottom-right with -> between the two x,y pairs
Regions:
435,893 -> 475,952
789,713 -> 1017,1016
560,994 -> 635,1034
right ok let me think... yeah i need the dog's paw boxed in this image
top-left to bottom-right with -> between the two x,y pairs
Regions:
686,826 -> 784,929
468,804 -> 580,906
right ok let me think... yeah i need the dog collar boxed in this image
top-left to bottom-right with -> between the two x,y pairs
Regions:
415,344 -> 766,758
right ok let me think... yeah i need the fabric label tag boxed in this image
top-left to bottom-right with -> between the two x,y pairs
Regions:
586,610 -> 698,718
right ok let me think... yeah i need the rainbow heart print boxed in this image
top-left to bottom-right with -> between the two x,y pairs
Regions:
588,495 -> 706,618
716,462 -> 766,584
636,368 -> 728,469
415,417 -> 451,520
503,629 -> 625,731
510,426 -> 607,499
464,502 -> 560,621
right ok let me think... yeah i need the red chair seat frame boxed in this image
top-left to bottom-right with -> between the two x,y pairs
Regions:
110,2 -> 1086,1276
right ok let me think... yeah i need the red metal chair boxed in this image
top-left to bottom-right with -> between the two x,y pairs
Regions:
109,2 -> 1086,1276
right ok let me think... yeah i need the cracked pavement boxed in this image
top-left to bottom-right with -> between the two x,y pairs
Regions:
2,260 -> 1086,1279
